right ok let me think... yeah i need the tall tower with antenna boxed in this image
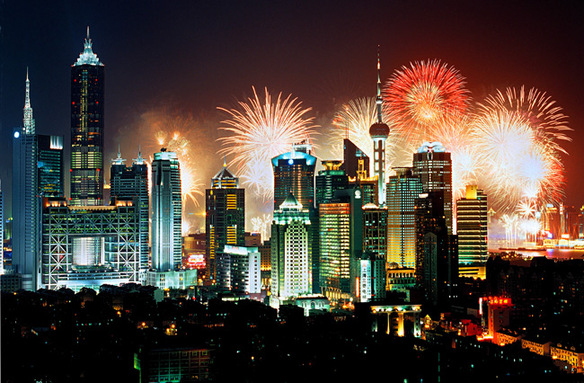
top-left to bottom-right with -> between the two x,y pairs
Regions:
70,27 -> 105,206
369,46 -> 390,206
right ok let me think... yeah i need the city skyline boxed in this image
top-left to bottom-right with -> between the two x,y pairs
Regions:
2,1 -> 584,231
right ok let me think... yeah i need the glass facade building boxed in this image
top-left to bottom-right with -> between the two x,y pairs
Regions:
151,150 -> 182,271
387,167 -> 423,269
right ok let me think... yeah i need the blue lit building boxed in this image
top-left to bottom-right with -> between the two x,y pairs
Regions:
272,142 -> 316,210
150,149 -> 182,271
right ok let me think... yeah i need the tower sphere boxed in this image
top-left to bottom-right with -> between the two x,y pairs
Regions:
369,122 -> 390,138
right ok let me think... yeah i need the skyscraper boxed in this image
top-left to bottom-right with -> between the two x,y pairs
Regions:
272,141 -> 319,292
272,141 -> 316,211
457,185 -> 488,279
415,192 -> 458,306
342,138 -> 370,180
369,49 -> 390,206
318,189 -> 363,300
363,203 -> 388,265
412,142 -> 453,234
387,167 -> 423,269
37,135 -> 64,198
110,147 -> 149,276
12,70 -> 40,290
70,28 -> 105,206
206,162 -> 245,284
151,149 -> 182,271
315,160 -> 348,206
271,194 -> 312,305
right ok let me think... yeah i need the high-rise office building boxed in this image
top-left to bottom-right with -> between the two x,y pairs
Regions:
457,185 -> 488,279
37,135 -> 64,198
369,51 -> 390,206
270,194 -> 312,305
412,142 -> 453,234
342,138 -> 370,180
205,163 -> 245,283
110,148 -> 149,276
319,189 -> 363,300
363,203 -> 388,265
355,251 -> 386,303
151,149 -> 182,271
272,141 -> 319,292
272,141 -> 316,210
12,71 -> 40,291
218,245 -> 261,295
415,192 -> 458,306
315,160 -> 349,206
70,28 -> 105,206
387,167 -> 423,269
41,198 -> 140,290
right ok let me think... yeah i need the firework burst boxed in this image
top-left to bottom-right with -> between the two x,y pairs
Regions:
218,87 -> 318,201
383,59 -> 471,151
472,87 -> 571,212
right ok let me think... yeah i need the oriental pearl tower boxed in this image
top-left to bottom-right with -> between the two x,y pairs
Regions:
369,47 -> 390,206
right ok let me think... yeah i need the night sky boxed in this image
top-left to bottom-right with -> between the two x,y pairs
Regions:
2,0 -> 584,227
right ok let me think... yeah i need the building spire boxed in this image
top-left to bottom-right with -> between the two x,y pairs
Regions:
74,26 -> 103,67
134,144 -> 145,165
112,144 -> 126,165
23,68 -> 35,134
376,45 -> 383,124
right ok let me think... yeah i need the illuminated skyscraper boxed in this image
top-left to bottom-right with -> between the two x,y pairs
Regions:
412,142 -> 453,234
369,49 -> 390,206
272,141 -> 316,211
342,138 -> 370,180
151,149 -> 182,271
315,160 -> 348,206
110,147 -> 149,276
206,162 -> 245,284
363,203 -> 388,264
272,141 -> 318,292
319,189 -> 363,300
37,135 -> 64,198
387,167 -> 423,269
70,28 -> 105,206
270,194 -> 312,305
415,192 -> 458,306
457,185 -> 488,279
12,70 -> 40,290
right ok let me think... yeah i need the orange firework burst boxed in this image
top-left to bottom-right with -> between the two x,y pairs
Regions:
383,59 -> 470,150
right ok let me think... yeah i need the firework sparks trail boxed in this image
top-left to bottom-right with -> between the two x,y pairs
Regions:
472,87 -> 571,213
251,214 -> 273,241
218,87 -> 318,202
383,59 -> 471,153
